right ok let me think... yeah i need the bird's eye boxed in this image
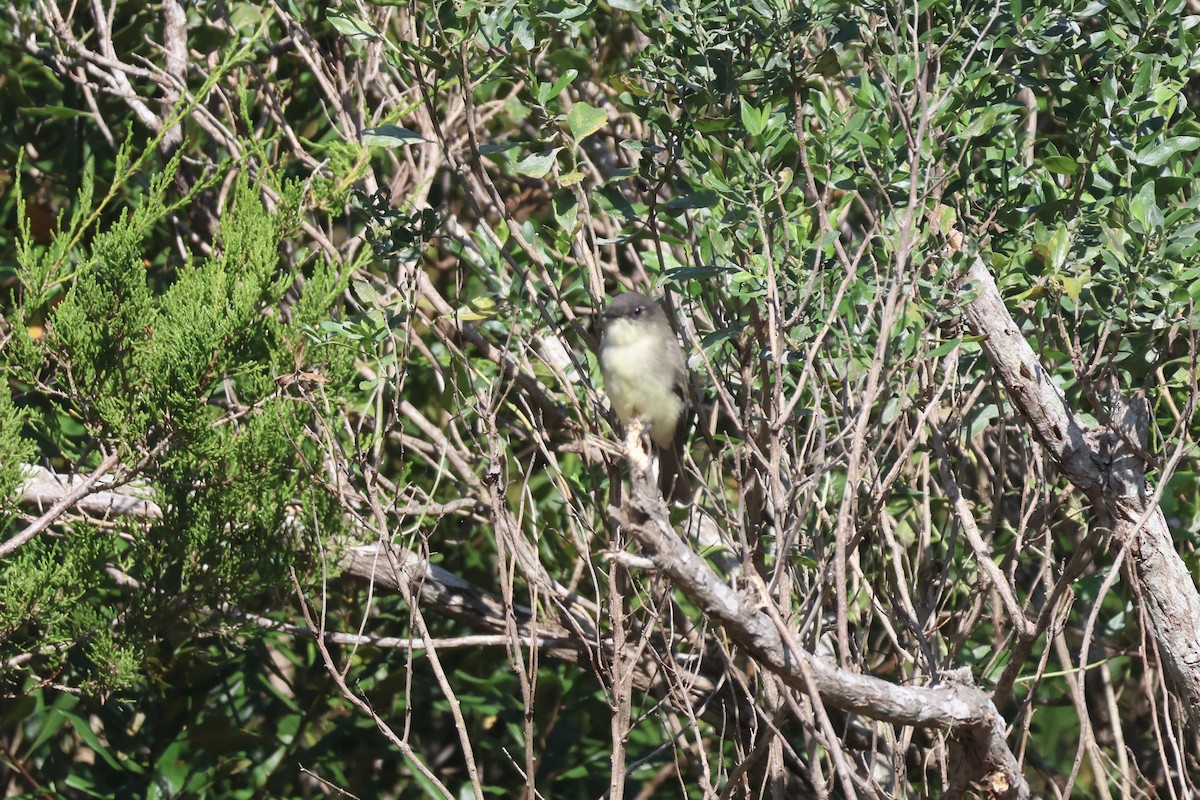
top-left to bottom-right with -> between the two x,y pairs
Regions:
633,306 -> 644,316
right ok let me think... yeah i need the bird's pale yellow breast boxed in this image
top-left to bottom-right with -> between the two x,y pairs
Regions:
600,318 -> 683,449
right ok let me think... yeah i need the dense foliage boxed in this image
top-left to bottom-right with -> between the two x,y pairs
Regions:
3,0 -> 1200,797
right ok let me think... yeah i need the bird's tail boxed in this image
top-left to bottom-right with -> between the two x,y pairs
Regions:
658,444 -> 691,505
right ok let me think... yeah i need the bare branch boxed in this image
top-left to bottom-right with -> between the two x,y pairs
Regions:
611,432 -> 1030,799
960,255 -> 1200,728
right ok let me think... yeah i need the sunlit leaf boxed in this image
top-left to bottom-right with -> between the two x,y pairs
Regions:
361,125 -> 427,147
1136,136 -> 1200,167
513,148 -> 562,178
567,103 -> 608,141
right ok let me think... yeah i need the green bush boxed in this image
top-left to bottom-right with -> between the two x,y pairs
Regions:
3,0 -> 1200,797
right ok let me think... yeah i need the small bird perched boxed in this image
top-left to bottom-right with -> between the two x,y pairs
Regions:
599,292 -> 690,503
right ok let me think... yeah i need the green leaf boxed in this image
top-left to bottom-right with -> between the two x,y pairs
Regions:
701,323 -> 746,349
479,142 -> 521,155
810,48 -> 842,77
740,98 -> 765,136
513,147 -> 562,178
664,191 -> 718,210
327,12 -> 379,40
1130,182 -> 1163,232
959,108 -> 998,139
666,265 -> 735,280
550,69 -> 580,98
1047,223 -> 1071,269
360,125 -> 427,147
22,105 -> 93,120
1059,275 -> 1087,300
567,103 -> 608,141
1136,136 -> 1200,167
457,296 -> 497,322
553,188 -> 579,232
62,709 -> 127,771
511,18 -> 535,51
596,185 -> 638,222
539,69 -> 579,104
351,280 -> 381,306
1032,222 -> 1070,270
1042,155 -> 1079,174
926,338 -> 962,359
794,552 -> 818,569
969,404 -> 1000,439
696,116 -> 734,133
1101,71 -> 1117,115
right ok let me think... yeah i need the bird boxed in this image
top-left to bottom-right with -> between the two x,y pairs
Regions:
599,292 -> 691,503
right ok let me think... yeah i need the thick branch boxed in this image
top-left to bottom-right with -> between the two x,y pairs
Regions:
17,464 -> 162,520
611,437 -> 1029,799
959,256 -> 1200,725
3,455 -> 124,558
